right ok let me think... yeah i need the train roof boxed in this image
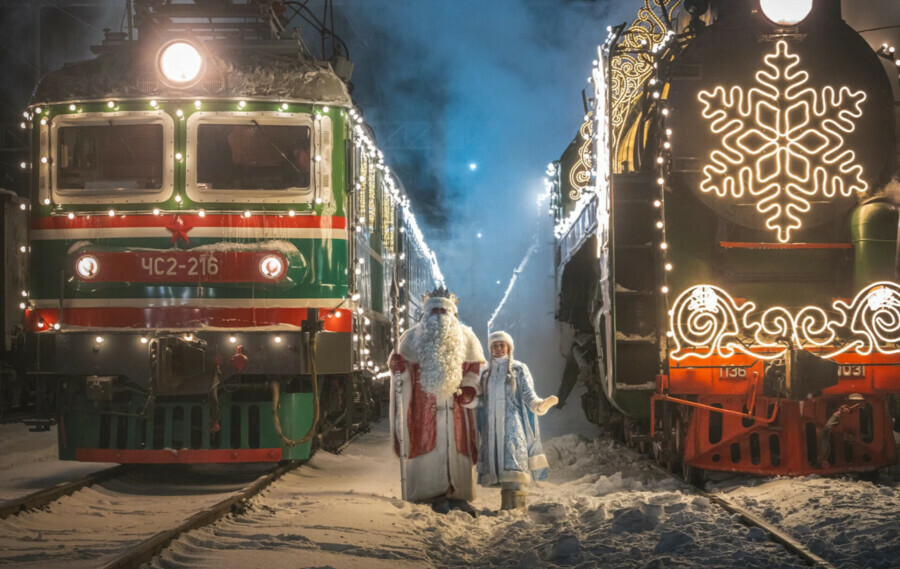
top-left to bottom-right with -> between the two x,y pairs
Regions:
31,44 -> 352,106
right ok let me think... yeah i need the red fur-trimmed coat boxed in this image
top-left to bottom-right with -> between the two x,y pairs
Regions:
389,322 -> 485,502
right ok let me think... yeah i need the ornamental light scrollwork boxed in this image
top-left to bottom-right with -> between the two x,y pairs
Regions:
568,112 -> 594,201
609,0 -> 681,162
669,282 -> 900,361
698,40 -> 867,243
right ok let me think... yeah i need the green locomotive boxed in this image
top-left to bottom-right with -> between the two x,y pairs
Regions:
19,1 -> 442,463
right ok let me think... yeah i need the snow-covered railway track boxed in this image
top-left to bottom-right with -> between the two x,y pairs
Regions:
627,449 -> 880,569
101,461 -> 299,569
0,464 -> 131,520
0,461 -> 300,568
666,467 -> 838,569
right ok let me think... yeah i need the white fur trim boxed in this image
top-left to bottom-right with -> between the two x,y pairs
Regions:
397,328 -> 418,363
461,325 -> 487,365
461,372 -> 481,392
488,331 -> 514,353
529,453 -> 549,471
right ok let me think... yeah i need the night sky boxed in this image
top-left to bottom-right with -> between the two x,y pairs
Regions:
0,0 -> 898,331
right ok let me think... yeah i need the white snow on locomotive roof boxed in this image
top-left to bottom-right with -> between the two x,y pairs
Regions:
67,240 -> 302,257
32,50 -> 352,106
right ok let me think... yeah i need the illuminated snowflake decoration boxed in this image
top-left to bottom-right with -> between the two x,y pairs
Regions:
698,40 -> 867,243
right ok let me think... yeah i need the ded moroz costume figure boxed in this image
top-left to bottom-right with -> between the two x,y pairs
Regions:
478,331 -> 557,510
389,288 -> 486,513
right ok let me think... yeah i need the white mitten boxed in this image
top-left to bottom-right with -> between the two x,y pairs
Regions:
534,396 -> 559,416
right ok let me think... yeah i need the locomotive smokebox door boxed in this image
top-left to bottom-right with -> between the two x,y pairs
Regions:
788,349 -> 839,401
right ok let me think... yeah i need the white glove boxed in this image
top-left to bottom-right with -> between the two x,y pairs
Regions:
534,396 -> 558,416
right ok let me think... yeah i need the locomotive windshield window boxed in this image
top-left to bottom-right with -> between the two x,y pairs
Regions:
56,124 -> 163,192
196,124 -> 311,191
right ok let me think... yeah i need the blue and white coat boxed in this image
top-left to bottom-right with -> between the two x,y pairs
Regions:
477,357 -> 550,486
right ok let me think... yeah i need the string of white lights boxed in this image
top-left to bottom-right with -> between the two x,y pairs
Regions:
486,235 -> 539,335
349,110 -> 445,288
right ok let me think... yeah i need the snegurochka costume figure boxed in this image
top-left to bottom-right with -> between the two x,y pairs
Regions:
477,331 -> 557,510
389,288 -> 486,515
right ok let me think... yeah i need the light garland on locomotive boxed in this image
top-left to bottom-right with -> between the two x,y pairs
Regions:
652,0 -> 895,363
23,52 -> 444,378
669,282 -> 900,361
697,40 -> 868,244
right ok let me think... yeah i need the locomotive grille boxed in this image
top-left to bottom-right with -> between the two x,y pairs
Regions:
135,72 -> 159,94
201,70 -> 226,94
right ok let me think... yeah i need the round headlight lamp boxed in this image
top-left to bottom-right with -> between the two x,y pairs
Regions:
76,255 -> 99,280
759,0 -> 813,26
259,255 -> 285,280
158,41 -> 204,85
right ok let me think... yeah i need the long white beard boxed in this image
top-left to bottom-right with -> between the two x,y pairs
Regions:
416,312 -> 464,400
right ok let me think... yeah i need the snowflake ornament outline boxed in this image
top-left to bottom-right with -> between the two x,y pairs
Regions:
697,40 -> 867,243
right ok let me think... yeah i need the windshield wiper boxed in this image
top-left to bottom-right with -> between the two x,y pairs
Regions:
251,120 -> 302,174
109,120 -> 136,160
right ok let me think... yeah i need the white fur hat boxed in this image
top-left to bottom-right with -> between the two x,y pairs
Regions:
488,331 -> 514,353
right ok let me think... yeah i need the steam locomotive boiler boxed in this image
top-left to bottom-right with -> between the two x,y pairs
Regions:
552,0 -> 900,479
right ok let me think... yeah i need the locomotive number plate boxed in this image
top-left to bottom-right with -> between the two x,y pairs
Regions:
73,250 -> 287,283
719,366 -> 747,379
141,253 -> 219,278
837,365 -> 865,378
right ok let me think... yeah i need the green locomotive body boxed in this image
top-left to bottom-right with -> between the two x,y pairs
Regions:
20,1 -> 441,463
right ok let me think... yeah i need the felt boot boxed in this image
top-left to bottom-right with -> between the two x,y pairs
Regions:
511,490 -> 527,510
500,489 -> 516,510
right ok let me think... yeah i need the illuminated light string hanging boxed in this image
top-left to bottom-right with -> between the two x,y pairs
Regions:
347,107 -> 446,372
876,42 -> 900,87
26,98 -> 328,211
488,184 -> 556,335
697,40 -> 868,243
20,99 -> 443,371
668,282 -> 900,361
487,236 -> 539,336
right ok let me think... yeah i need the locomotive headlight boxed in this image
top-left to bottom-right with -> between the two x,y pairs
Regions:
158,41 -> 203,84
76,255 -> 99,279
259,255 -> 285,280
759,0 -> 813,25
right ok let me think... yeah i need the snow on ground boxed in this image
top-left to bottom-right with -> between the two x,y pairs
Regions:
0,423 -> 113,503
0,429 -> 273,569
3,416 -> 897,568
711,474 -> 900,569
150,420 -> 804,569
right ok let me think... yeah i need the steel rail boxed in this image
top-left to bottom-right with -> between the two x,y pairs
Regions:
0,464 -> 132,519
699,488 -> 837,569
637,454 -> 838,569
100,460 -> 300,569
